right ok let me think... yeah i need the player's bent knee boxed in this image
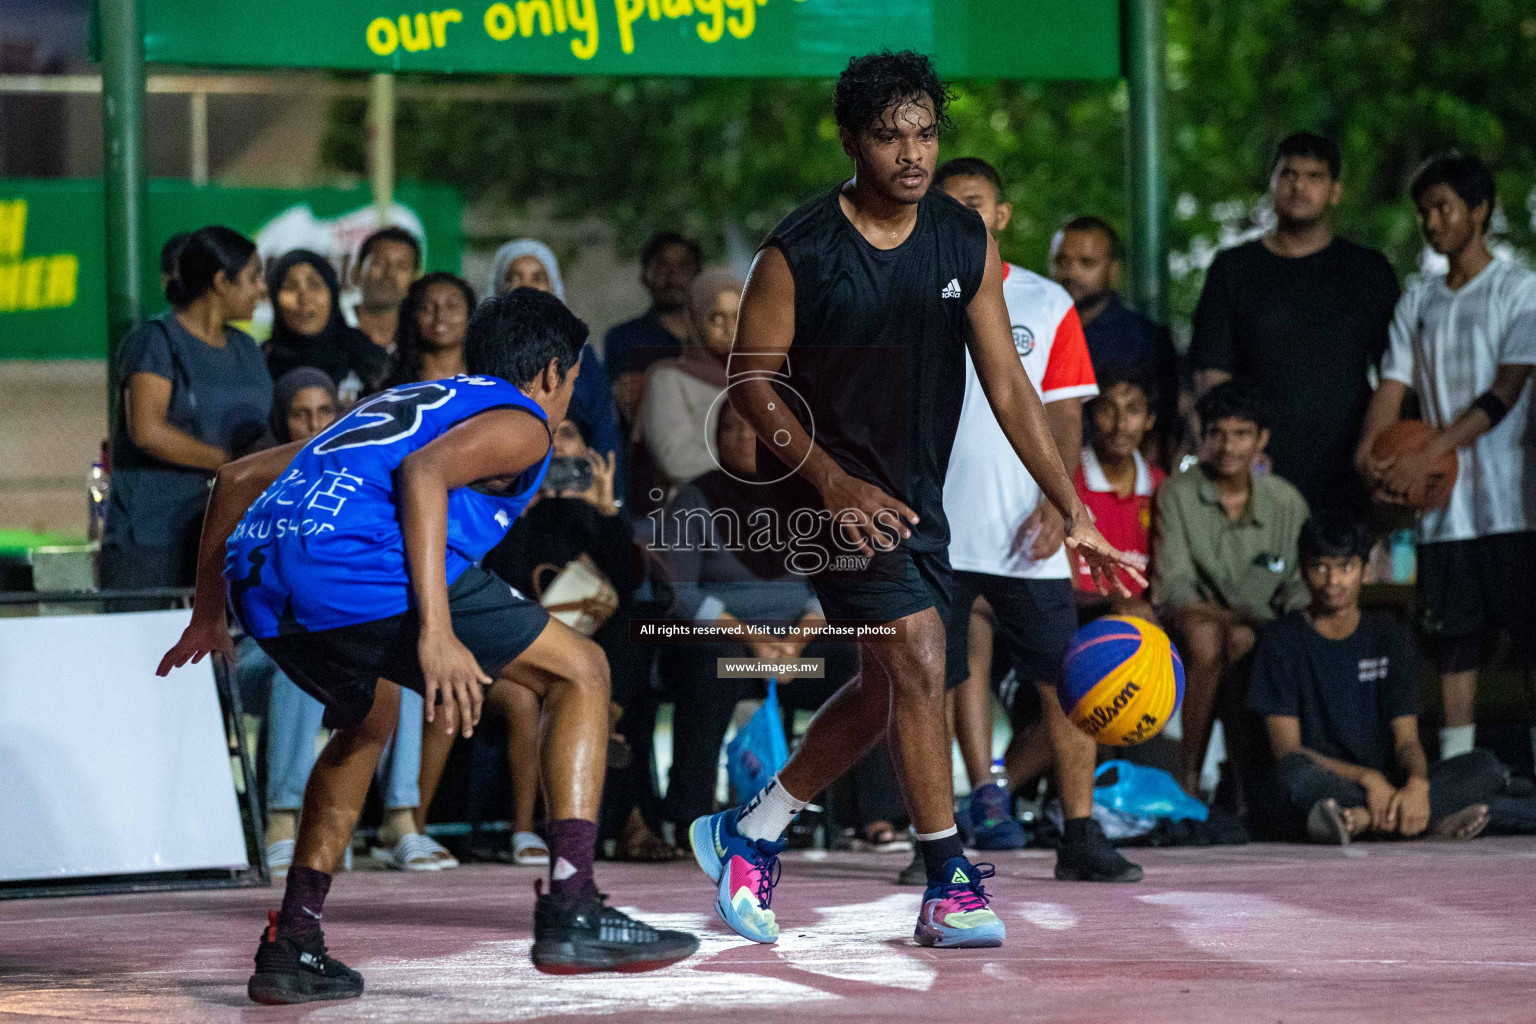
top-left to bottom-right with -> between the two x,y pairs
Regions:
559,638 -> 611,701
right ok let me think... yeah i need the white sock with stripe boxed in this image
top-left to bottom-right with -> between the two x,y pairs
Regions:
736,774 -> 809,843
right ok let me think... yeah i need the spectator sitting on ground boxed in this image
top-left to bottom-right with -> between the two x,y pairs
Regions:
1153,379 -> 1310,801
1248,515 -> 1506,844
640,267 -> 742,494
347,226 -> 421,352
603,231 -> 703,425
488,239 -> 622,477
1071,368 -> 1165,620
103,226 -> 271,595
264,249 -> 388,405
1051,216 -> 1182,468
381,272 -> 477,390
240,367 -> 457,875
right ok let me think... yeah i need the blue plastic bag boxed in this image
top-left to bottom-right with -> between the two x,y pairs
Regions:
1094,760 -> 1208,823
726,678 -> 789,804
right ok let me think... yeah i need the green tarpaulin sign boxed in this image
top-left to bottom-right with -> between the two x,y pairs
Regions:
141,0 -> 1121,79
0,180 -> 462,359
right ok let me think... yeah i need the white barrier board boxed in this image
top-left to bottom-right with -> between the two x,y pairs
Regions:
0,610 -> 249,882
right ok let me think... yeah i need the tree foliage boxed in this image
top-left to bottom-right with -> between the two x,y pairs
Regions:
322,0 -> 1536,324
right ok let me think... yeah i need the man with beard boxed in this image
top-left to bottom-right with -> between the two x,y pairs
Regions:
347,226 -> 421,352
1190,132 -> 1400,514
1051,216 -> 1180,466
686,51 -> 1142,951
602,231 -> 703,424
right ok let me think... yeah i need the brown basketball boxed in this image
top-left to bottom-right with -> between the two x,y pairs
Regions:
1370,420 -> 1457,511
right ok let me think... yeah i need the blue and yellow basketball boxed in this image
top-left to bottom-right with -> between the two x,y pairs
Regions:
1057,616 -> 1184,746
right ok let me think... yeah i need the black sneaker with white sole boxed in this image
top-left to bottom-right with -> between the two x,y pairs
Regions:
247,912 -> 364,1005
531,884 -> 699,974
1054,818 -> 1144,882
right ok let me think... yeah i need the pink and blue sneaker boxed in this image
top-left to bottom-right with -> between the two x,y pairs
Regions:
688,808 -> 786,944
914,858 -> 1006,949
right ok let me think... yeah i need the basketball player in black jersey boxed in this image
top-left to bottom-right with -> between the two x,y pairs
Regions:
687,51 -> 1143,949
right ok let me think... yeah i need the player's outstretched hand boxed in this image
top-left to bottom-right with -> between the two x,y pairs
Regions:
819,469 -> 918,557
1063,514 -> 1148,598
419,629 -> 489,739
156,613 -> 235,676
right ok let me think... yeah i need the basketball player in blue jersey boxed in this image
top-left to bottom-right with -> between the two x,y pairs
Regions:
687,52 -> 1144,949
159,289 -> 697,1004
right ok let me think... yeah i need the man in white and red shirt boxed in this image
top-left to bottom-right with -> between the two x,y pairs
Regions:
933,158 -> 1140,883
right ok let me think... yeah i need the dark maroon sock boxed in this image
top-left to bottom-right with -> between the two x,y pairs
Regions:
545,819 -> 598,904
276,866 -> 332,945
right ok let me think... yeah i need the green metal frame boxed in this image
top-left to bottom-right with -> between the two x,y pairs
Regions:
97,0 -> 1169,373
99,0 -> 148,423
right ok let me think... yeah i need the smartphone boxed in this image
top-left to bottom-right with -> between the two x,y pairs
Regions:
543,455 -> 594,494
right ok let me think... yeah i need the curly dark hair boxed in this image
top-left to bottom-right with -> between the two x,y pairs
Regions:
384,272 -> 477,388
833,50 -> 953,135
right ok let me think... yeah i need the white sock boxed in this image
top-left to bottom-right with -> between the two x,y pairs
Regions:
1439,724 -> 1476,760
736,774 -> 809,843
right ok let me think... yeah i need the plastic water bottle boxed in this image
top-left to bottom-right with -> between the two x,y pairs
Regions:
86,459 -> 110,541
1390,529 -> 1415,583
989,756 -> 1009,793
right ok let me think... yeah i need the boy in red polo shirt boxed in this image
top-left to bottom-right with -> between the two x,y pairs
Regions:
1073,370 -> 1165,615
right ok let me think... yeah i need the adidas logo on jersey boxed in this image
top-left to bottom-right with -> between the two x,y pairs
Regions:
941,278 -> 962,299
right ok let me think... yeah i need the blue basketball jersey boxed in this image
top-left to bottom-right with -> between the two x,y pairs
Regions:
227,375 -> 551,638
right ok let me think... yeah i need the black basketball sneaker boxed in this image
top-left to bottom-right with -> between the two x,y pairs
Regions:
247,911 -> 365,1005
531,883 -> 700,974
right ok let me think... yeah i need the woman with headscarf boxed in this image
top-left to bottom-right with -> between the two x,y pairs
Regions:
264,249 -> 388,404
381,272 -> 477,390
487,239 -> 622,486
638,267 -> 742,494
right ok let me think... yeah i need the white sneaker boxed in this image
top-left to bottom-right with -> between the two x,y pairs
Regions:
265,838 -> 295,878
372,833 -> 455,871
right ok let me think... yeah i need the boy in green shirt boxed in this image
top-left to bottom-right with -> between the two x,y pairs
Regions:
1153,380 -> 1310,800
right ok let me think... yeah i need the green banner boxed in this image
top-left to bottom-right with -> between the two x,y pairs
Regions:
141,0 -> 1121,80
0,180 -> 462,360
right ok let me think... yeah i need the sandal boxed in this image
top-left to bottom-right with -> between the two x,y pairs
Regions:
1305,798 -> 1353,845
615,813 -> 683,862
848,821 -> 912,854
1431,803 -> 1490,842
512,831 -> 551,866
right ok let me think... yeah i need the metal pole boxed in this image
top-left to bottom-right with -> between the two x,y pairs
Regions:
189,90 -> 209,186
100,0 -> 149,423
1124,0 -> 1169,324
367,73 -> 395,226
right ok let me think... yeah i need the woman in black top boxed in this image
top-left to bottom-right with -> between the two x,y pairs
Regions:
263,249 -> 387,404
103,225 -> 272,593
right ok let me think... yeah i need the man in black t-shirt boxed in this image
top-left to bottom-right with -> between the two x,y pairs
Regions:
683,51 -> 1142,952
601,231 -> 701,423
1248,515 -> 1503,843
1051,215 -> 1182,467
1191,132 -> 1400,514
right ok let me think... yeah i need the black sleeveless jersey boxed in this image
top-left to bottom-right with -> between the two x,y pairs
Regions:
755,186 -> 988,553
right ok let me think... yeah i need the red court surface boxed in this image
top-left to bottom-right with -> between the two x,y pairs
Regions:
2,839 -> 1533,1024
